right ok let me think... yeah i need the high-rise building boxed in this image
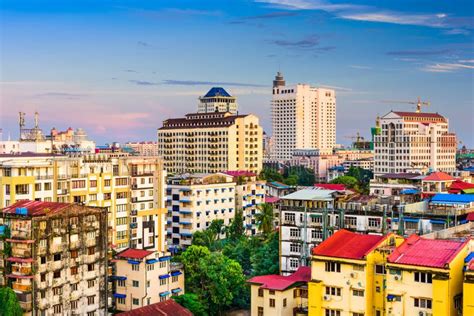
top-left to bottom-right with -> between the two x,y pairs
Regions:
0,201 -> 108,315
125,142 -> 159,156
271,72 -> 336,161
158,112 -> 263,174
197,87 -> 238,114
373,111 -> 457,175
0,153 -> 167,251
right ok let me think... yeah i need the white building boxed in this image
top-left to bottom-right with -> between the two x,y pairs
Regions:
197,87 -> 238,114
271,72 -> 336,161
374,111 -> 457,176
125,142 -> 159,156
166,173 -> 237,251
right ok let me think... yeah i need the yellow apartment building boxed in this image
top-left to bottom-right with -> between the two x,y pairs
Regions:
248,266 -> 310,316
386,234 -> 469,316
464,256 -> 474,315
308,229 -> 404,316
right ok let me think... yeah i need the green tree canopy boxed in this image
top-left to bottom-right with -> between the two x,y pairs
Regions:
255,203 -> 274,237
226,209 -> 245,241
0,287 -> 23,316
173,293 -> 207,316
251,232 -> 280,276
330,175 -> 359,191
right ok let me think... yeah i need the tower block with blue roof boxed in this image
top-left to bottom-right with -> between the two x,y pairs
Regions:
198,87 -> 238,114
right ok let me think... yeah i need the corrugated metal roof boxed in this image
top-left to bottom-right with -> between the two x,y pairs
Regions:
431,194 -> 474,204
388,234 -> 468,269
116,248 -> 154,260
423,171 -> 454,182
312,229 -> 387,260
117,299 -> 193,316
281,188 -> 335,201
247,266 -> 310,291
2,200 -> 71,217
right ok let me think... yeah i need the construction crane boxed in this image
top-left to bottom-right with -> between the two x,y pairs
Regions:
344,132 -> 365,143
382,97 -> 430,113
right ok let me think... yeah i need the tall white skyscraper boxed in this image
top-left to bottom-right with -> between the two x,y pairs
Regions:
271,72 -> 336,161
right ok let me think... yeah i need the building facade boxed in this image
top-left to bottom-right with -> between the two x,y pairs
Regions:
124,142 -> 159,156
271,72 -> 336,161
158,112 -> 263,174
0,201 -> 108,315
112,248 -> 184,312
166,173 -> 237,251
0,153 -> 167,251
197,87 -> 238,114
374,111 -> 457,176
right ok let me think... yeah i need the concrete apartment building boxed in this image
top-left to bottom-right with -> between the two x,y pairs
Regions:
124,142 -> 159,156
112,248 -> 184,312
197,87 -> 238,114
0,201 -> 108,315
271,72 -> 336,161
224,171 -> 266,235
373,111 -> 457,176
166,173 -> 237,251
0,153 -> 167,251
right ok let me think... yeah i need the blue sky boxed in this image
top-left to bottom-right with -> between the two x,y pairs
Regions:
1,0 -> 473,146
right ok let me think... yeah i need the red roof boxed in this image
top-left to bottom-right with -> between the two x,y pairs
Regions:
423,172 -> 455,182
7,257 -> 35,263
2,200 -> 71,217
315,183 -> 346,191
393,111 -> 446,122
247,266 -> 311,291
448,180 -> 474,193
312,229 -> 387,260
224,170 -> 257,177
466,212 -> 474,221
117,299 -> 192,316
116,248 -> 154,260
265,196 -> 280,204
388,234 -> 469,269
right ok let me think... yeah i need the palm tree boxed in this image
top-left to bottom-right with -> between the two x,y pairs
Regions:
255,203 -> 274,236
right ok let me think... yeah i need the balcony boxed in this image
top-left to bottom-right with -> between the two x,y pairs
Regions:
84,253 -> 100,264
12,248 -> 32,258
11,265 -> 32,275
130,223 -> 138,229
11,229 -> 30,240
130,210 -> 138,216
49,260 -> 63,271
12,282 -> 31,292
85,238 -> 96,248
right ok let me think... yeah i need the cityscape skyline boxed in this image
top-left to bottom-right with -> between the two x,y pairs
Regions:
1,0 -> 473,146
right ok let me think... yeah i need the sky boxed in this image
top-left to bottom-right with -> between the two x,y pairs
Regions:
1,0 -> 473,146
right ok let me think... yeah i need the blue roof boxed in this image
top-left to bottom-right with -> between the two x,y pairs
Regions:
204,87 -> 231,98
400,189 -> 420,195
431,194 -> 474,204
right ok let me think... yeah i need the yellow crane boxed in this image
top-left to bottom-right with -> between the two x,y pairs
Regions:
382,97 -> 430,113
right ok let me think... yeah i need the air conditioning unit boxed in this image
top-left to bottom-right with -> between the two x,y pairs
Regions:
323,295 -> 331,301
350,272 -> 358,278
394,275 -> 401,281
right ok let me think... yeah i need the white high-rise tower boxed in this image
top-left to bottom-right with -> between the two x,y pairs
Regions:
271,72 -> 336,161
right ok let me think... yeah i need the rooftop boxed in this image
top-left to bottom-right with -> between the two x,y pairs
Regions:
116,248 -> 154,260
203,87 -> 232,98
265,196 -> 280,204
247,266 -> 311,291
224,170 -> 257,178
388,234 -> 468,269
430,193 -> 474,204
2,200 -> 71,217
268,181 -> 291,189
117,299 -> 192,316
282,188 -> 335,201
315,183 -> 346,191
448,180 -> 474,193
423,171 -> 455,182
313,229 -> 387,260
379,172 -> 423,180
392,111 -> 446,122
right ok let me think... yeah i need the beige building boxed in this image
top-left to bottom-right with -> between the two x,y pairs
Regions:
271,72 -> 336,161
0,200 -> 108,315
113,248 -> 184,312
166,173 -> 236,250
374,111 -> 457,175
0,153 -> 167,251
158,111 -> 262,174
125,142 -> 159,156
248,266 -> 310,316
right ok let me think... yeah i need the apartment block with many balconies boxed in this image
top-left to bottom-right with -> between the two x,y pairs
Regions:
0,200 -> 108,316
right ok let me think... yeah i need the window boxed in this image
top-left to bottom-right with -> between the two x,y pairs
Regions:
87,312 -> 95,316
133,280 -> 139,287
71,250 -> 78,259
71,300 -> 78,309
118,280 -> 125,287
269,298 -> 275,307
44,182 -> 52,190
289,258 -> 299,269
257,307 -> 264,316
325,309 -> 341,316
53,286 -> 62,295
160,278 -> 167,285
414,272 -> 432,283
289,228 -> 300,237
88,264 -> 95,271
53,304 -> 62,314
172,276 -> 178,283
53,270 -> 61,279
70,266 -> 78,275
54,253 -> 61,261
117,297 -> 125,304
40,256 -> 46,264
269,290 -> 275,295
88,280 -> 95,288
90,180 -> 97,188
290,243 -> 301,253
353,264 -> 364,271
258,288 -> 264,297
353,313 -> 364,316
375,265 -> 386,275
325,261 -> 341,272
15,184 -> 29,195
133,298 -> 139,305
132,265 -> 139,271
353,289 -> 364,297
283,298 -> 287,307
87,295 -> 95,305
325,287 -> 341,296
88,247 -> 95,255
104,179 -> 111,187
414,298 -> 432,309
35,183 -> 42,191
71,283 -> 78,292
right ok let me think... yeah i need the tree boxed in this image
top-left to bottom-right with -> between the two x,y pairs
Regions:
251,232 -> 279,276
173,293 -> 207,316
208,219 -> 224,240
226,209 -> 245,241
222,237 -> 252,275
0,287 -> 23,316
255,203 -> 274,237
259,167 -> 284,182
330,175 -> 360,191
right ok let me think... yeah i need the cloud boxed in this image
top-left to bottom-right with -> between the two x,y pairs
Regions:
135,8 -> 222,20
35,92 -> 86,98
124,69 -> 138,73
386,49 -> 452,56
317,46 -> 336,51
443,28 -> 470,35
137,41 -> 152,47
238,11 -> 298,21
162,80 -> 266,87
421,62 -> 474,73
315,84 -> 352,92
255,0 -> 474,32
129,80 -> 158,86
459,59 -> 474,63
350,65 -> 372,70
270,35 -> 319,48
